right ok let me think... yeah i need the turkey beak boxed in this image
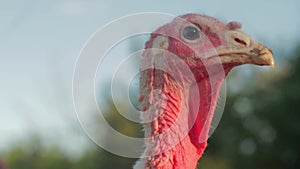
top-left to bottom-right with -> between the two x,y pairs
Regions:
248,43 -> 275,68
219,31 -> 275,68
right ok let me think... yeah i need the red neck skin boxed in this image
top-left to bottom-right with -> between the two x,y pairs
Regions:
136,65 -> 231,169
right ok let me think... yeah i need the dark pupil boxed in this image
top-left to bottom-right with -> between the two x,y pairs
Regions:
183,26 -> 200,40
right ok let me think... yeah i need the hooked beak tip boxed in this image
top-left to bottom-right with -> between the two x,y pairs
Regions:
251,46 -> 275,68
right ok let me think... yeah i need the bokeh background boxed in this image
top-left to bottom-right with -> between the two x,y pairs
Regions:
1,0 -> 300,169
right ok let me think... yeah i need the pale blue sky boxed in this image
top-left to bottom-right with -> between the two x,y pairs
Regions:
0,0 -> 299,153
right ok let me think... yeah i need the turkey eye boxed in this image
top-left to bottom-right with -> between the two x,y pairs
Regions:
182,26 -> 200,40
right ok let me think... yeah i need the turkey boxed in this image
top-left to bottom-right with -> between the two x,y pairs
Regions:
134,13 -> 274,169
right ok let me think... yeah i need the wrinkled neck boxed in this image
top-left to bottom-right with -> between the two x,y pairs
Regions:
135,46 -> 231,168
135,69 -> 225,169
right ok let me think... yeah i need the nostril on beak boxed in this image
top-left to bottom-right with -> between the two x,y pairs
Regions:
234,38 -> 247,46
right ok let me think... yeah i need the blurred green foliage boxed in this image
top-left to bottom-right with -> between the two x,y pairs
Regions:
1,45 -> 300,169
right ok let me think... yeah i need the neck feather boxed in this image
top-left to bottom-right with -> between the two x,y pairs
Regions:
135,66 -> 225,169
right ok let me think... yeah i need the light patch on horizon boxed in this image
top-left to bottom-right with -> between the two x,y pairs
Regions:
58,0 -> 109,17
60,1 -> 88,16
